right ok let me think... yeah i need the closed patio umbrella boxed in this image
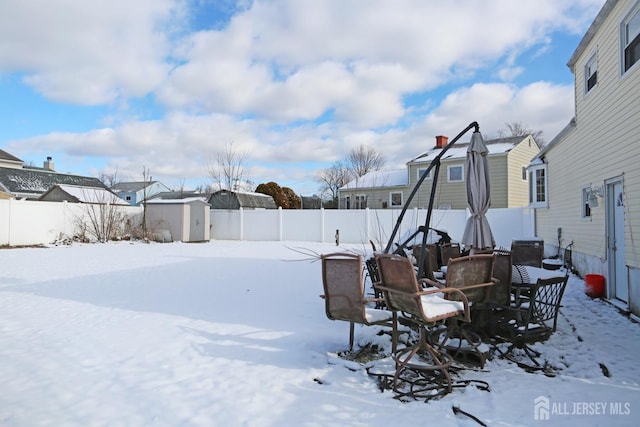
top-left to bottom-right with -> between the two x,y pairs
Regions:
461,131 -> 495,251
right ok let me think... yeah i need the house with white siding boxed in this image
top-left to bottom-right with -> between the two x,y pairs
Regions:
530,0 -> 640,315
338,135 -> 539,210
111,181 -> 172,206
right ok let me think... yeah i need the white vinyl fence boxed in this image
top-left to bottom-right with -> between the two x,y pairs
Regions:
0,199 -> 143,246
1,198 -> 536,248
210,207 -> 536,249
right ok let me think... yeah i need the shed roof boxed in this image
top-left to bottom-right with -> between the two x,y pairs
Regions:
208,190 -> 277,209
146,197 -> 209,205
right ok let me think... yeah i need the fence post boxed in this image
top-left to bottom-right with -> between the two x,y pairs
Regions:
239,207 -> 244,241
320,207 -> 325,243
365,208 -> 371,243
7,198 -> 12,246
278,206 -> 283,241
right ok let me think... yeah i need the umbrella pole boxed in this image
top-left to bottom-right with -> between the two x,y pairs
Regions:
384,121 -> 480,254
416,161 -> 441,278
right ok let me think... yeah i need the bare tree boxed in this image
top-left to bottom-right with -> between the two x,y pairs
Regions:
316,161 -> 351,208
99,169 -> 121,188
75,188 -> 127,242
498,122 -> 545,146
346,145 -> 386,178
208,142 -> 248,193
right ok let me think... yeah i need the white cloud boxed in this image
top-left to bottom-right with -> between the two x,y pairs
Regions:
0,0 -> 179,104
1,0 -> 605,193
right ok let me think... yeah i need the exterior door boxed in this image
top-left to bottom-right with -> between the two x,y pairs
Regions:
607,179 -> 628,302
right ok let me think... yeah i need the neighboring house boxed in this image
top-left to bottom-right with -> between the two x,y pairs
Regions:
208,190 -> 277,209
0,151 -> 108,200
0,149 -> 24,169
111,181 -> 171,205
338,135 -> 539,210
38,184 -> 129,205
529,0 -> 640,316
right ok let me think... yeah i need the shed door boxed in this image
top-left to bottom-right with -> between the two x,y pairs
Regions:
189,205 -> 205,242
607,179 -> 628,303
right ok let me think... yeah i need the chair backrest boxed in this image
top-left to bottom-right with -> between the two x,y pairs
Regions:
412,244 -> 438,280
440,243 -> 461,267
491,249 -> 513,305
365,257 -> 380,287
511,241 -> 544,267
445,254 -> 495,303
374,253 -> 423,318
321,253 -> 366,323
529,275 -> 569,332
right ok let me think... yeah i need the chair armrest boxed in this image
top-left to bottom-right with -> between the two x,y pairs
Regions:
419,278 -> 444,288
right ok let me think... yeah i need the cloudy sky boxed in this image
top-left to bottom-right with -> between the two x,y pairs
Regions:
0,0 -> 605,195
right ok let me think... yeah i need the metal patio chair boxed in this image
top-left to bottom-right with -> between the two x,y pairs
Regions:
424,254 -> 496,367
374,253 -> 470,397
320,252 -> 396,352
511,241 -> 544,268
497,274 -> 569,365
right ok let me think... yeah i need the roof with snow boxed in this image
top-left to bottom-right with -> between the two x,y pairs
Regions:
409,135 -> 529,164
146,197 -> 209,205
208,190 -> 277,209
38,184 -> 128,205
0,166 -> 107,199
111,181 -> 161,192
341,169 -> 408,190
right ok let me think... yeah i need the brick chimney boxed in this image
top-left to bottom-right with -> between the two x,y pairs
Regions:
435,135 -> 448,149
43,156 -> 55,171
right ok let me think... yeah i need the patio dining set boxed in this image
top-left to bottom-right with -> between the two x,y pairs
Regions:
320,239 -> 569,401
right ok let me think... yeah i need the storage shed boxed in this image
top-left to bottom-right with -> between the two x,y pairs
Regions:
145,197 -> 210,242
208,190 -> 277,209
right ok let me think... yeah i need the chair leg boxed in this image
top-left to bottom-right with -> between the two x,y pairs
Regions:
349,321 -> 355,351
392,327 -> 453,397
429,321 -> 485,368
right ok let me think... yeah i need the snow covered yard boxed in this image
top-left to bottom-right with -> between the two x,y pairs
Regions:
1,241 -> 638,426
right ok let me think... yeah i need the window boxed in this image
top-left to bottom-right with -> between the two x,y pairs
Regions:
581,187 -> 592,219
584,52 -> 598,93
448,165 -> 463,182
528,165 -> 548,207
417,167 -> 432,180
390,192 -> 403,207
354,194 -> 367,209
522,167 -> 527,181
126,196 -> 132,201
622,2 -> 640,74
